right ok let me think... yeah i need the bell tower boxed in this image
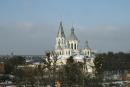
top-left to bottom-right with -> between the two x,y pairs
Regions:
82,41 -> 91,57
67,27 -> 79,50
55,21 -> 66,50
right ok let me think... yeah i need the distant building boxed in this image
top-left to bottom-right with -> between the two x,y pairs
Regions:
55,22 -> 92,58
54,22 -> 95,74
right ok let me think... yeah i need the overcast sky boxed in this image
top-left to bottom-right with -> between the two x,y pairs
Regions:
0,0 -> 130,55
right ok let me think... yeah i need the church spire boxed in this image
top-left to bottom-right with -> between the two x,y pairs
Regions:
57,21 -> 65,38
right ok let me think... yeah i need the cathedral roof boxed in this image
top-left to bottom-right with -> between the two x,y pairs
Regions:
84,41 -> 91,49
68,27 -> 78,41
57,21 -> 65,38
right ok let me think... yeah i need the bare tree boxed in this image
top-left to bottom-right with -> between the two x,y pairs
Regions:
42,51 -> 59,86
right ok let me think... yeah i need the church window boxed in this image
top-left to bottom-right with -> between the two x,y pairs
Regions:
69,51 -> 70,55
71,43 -> 73,49
62,39 -> 63,44
68,43 -> 70,48
74,43 -> 76,50
88,51 -> 89,55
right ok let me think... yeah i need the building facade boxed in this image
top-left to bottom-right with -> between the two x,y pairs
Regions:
55,22 -> 91,58
54,22 -> 95,74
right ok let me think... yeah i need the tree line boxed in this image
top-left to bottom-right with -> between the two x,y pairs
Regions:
94,52 -> 130,74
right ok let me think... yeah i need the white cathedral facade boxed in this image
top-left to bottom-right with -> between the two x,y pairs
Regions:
54,22 -> 95,73
55,22 -> 92,58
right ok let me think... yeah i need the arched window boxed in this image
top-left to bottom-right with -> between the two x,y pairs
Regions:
68,42 -> 70,48
88,51 -> 89,56
74,43 -> 76,50
71,43 -> 73,49
69,51 -> 70,55
62,39 -> 63,44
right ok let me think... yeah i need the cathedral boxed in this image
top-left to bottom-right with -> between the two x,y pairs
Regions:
54,22 -> 95,74
55,21 -> 92,58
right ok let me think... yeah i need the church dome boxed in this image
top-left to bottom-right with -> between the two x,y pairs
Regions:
68,27 -> 78,41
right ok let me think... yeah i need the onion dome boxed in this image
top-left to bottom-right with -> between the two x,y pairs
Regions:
68,27 -> 78,41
